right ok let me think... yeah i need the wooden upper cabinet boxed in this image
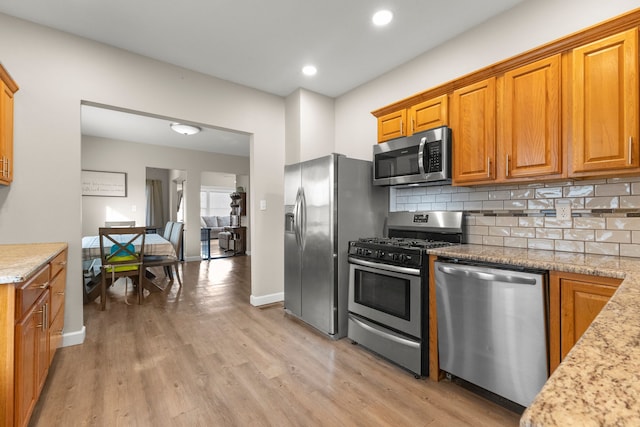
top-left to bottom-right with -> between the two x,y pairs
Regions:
451,77 -> 496,185
570,28 -> 640,175
377,109 -> 406,143
376,95 -> 448,143
0,64 -> 17,186
499,55 -> 562,181
408,95 -> 448,135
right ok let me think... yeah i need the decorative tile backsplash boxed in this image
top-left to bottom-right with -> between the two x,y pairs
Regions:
390,176 -> 640,258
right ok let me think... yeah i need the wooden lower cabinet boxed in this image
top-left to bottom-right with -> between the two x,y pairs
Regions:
48,250 -> 66,364
0,245 -> 66,427
548,271 -> 622,373
14,290 -> 49,427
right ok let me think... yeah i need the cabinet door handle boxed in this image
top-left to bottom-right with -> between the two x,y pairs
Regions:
30,280 -> 49,290
411,117 -> 415,134
629,137 -> 633,165
57,261 -> 67,266
506,155 -> 510,177
35,304 -> 47,330
487,157 -> 491,178
400,118 -> 404,135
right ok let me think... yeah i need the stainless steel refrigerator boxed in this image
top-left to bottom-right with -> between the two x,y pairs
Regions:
284,153 -> 387,338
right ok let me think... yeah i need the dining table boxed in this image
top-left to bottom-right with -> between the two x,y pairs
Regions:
82,233 -> 176,293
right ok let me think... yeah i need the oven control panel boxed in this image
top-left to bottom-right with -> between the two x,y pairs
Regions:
348,242 -> 423,268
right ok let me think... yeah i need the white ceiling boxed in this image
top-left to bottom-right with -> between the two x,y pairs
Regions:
81,104 -> 251,156
0,0 -> 526,155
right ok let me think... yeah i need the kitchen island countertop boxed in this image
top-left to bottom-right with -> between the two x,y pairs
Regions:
427,244 -> 640,427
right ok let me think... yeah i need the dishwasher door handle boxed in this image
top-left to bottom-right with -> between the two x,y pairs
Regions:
436,264 -> 537,285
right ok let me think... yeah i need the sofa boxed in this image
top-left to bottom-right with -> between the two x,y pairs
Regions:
201,215 -> 231,239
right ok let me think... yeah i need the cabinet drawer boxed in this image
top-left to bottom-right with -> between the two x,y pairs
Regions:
49,270 -> 65,320
49,249 -> 67,279
16,265 -> 50,320
49,306 -> 64,364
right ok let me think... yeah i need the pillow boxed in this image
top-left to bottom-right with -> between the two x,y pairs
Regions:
217,216 -> 231,227
203,216 -> 217,227
200,216 -> 207,228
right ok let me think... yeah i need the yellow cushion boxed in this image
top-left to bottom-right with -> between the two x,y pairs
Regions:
105,255 -> 139,273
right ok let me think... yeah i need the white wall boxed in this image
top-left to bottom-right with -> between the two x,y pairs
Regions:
299,89 -> 335,161
201,171 -> 237,188
0,13 -> 285,343
82,136 -> 249,243
284,90 -> 301,166
285,88 -> 335,164
334,0 -> 640,159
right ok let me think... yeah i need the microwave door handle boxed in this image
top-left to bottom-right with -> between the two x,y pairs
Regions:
417,137 -> 427,175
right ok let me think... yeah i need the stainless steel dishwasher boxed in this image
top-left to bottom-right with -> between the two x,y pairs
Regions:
434,260 -> 548,407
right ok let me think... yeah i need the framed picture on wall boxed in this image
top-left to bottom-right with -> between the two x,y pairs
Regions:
81,170 -> 127,197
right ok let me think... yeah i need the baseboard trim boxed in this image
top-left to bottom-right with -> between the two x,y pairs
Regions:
250,292 -> 283,307
61,325 -> 86,347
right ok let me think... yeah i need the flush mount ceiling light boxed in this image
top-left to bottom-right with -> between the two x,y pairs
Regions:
372,10 -> 393,26
170,122 -> 201,136
302,65 -> 317,76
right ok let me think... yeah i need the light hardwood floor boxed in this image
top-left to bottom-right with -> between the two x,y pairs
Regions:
30,256 -> 520,426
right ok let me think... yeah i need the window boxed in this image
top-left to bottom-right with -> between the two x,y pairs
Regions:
200,187 -> 234,217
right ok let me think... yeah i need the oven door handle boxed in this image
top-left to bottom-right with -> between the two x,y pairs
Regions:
437,264 -> 537,285
350,315 -> 420,349
348,257 -> 421,276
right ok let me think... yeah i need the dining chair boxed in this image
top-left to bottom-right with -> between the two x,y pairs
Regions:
162,221 -> 174,240
98,226 -> 146,310
143,221 -> 183,286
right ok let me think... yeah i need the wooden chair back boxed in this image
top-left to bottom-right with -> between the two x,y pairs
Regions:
98,226 -> 147,309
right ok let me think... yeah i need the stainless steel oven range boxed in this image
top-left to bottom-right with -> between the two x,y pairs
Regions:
347,211 -> 463,377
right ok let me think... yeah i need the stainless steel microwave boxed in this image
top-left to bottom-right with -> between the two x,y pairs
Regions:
373,125 -> 452,186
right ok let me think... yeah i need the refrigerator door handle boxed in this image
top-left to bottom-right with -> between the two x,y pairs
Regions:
294,188 -> 302,248
299,188 -> 307,250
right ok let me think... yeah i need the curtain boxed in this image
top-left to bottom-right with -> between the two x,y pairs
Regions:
146,179 -> 164,227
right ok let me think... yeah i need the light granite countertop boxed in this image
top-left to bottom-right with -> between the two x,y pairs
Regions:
427,244 -> 640,426
0,242 -> 68,284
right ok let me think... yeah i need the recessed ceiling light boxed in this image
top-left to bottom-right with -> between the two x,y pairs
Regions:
170,123 -> 201,136
372,10 -> 393,26
302,65 -> 317,76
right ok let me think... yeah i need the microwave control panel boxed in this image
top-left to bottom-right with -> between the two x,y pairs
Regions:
425,141 -> 442,173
